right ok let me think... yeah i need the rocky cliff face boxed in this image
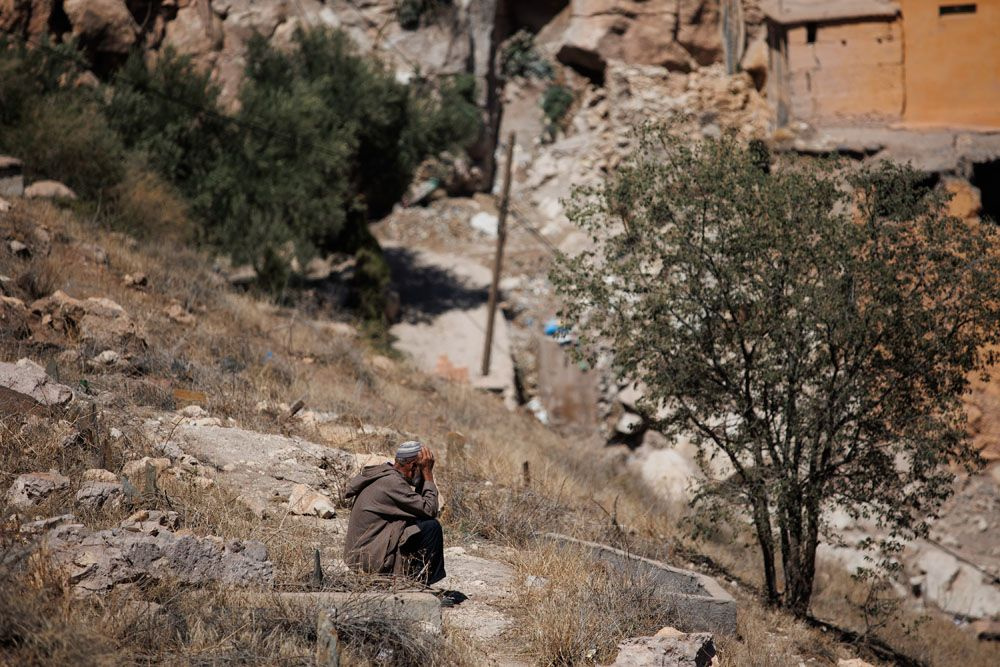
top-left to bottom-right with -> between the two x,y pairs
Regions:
0,0 -> 764,177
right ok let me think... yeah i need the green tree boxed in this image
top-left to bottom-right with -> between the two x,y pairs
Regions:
552,130 -> 1000,615
104,48 -> 227,198
0,38 -> 125,198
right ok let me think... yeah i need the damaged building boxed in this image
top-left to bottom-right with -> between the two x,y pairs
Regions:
764,0 -> 1000,129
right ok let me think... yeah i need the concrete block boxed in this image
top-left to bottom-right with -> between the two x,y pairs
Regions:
542,533 -> 737,636
274,591 -> 442,634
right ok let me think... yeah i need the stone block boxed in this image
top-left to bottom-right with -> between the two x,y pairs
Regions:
274,591 -> 442,635
542,533 -> 737,635
613,632 -> 716,666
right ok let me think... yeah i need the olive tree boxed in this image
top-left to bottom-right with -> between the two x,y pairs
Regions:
552,131 -> 1000,615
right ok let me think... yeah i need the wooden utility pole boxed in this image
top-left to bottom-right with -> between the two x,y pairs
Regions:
482,132 -> 516,377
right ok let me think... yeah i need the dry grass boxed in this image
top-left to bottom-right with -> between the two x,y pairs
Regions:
507,542 -> 684,665
2,198 -> 997,666
715,596 -> 841,667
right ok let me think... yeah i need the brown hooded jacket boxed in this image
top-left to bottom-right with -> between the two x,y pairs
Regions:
343,463 -> 439,576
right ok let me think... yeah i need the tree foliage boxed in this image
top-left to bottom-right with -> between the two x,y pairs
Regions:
108,29 -> 480,272
552,130 -> 1000,614
0,38 -> 125,198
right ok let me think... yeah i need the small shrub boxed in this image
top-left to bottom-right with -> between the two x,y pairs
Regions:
541,84 -> 574,135
109,165 -> 192,242
500,30 -> 554,80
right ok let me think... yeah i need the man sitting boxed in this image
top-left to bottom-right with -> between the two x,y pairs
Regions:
343,441 -> 445,586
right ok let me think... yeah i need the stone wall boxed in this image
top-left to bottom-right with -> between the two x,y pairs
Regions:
900,0 -> 1000,129
773,17 -> 903,125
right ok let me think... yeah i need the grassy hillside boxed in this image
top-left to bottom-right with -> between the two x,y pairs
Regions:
2,193 -> 998,665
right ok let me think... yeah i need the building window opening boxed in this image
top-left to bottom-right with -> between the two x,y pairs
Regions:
806,22 -> 818,43
972,160 -> 1000,224
939,4 -> 977,16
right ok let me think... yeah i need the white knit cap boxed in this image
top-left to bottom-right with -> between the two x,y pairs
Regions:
395,440 -> 422,461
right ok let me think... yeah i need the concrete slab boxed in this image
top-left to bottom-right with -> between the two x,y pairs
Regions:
274,591 -> 442,634
787,126 -> 1000,175
542,533 -> 738,636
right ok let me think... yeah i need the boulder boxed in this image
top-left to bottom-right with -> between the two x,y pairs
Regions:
617,381 -> 645,412
615,411 -> 644,435
0,296 -> 31,340
676,1 -> 723,65
612,632 -> 716,666
943,177 -> 982,221
912,546 -> 1000,618
0,358 -> 74,405
41,516 -> 273,594
8,239 -> 29,256
122,457 -> 172,485
75,480 -> 126,510
162,0 -> 224,57
470,211 -> 499,237
83,468 -> 118,483
555,0 -> 720,74
24,180 -> 77,200
30,290 -> 147,353
288,483 -> 336,519
63,0 -> 138,55
7,471 -> 70,508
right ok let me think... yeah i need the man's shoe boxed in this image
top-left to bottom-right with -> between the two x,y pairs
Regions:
434,589 -> 468,607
